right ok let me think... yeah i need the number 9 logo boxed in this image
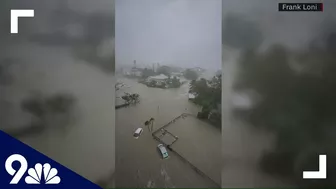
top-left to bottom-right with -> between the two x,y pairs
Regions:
5,154 -> 28,184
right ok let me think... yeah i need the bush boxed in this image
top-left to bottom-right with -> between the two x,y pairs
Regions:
197,111 -> 208,119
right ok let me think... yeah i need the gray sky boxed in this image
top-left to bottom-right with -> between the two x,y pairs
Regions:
115,0 -> 221,71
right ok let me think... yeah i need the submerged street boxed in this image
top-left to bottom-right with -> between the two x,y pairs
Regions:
116,77 -> 221,188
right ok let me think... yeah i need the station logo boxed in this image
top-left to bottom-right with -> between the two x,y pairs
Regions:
5,154 -> 60,184
0,131 -> 102,189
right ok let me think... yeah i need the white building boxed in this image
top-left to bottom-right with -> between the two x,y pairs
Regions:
188,93 -> 196,100
147,74 -> 168,82
131,67 -> 142,77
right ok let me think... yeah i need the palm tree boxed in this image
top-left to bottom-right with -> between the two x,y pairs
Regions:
131,93 -> 140,103
144,120 -> 150,132
121,93 -> 131,104
134,93 -> 140,102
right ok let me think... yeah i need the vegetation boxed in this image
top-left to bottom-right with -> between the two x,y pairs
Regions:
137,65 -> 199,89
121,93 -> 140,104
170,76 -> 181,88
226,14 -> 336,187
189,74 -> 221,128
183,69 -> 199,80
144,118 -> 155,132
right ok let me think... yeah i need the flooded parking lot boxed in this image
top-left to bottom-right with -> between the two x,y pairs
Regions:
116,77 -> 221,187
163,114 -> 221,184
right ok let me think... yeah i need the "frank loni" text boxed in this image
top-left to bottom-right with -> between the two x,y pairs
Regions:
278,3 -> 323,12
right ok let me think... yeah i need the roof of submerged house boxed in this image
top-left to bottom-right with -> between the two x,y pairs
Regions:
148,74 -> 168,80
188,93 -> 196,99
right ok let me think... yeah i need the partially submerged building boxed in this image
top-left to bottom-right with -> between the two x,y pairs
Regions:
188,93 -> 196,100
147,74 -> 169,83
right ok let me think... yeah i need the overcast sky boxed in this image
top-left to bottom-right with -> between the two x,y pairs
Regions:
115,0 -> 221,71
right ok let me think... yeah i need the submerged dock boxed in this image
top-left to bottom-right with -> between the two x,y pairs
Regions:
115,103 -> 129,109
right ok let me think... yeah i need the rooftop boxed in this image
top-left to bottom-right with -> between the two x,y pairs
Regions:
188,93 -> 196,99
148,74 -> 168,80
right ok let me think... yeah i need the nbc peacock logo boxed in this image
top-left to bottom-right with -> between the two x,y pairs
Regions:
5,154 -> 61,185
25,163 -> 61,184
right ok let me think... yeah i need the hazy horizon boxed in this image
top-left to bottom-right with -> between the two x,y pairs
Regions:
115,0 -> 222,71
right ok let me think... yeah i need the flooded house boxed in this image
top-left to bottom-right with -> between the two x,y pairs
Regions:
171,72 -> 183,77
147,74 -> 169,85
130,67 -> 143,77
188,93 -> 196,100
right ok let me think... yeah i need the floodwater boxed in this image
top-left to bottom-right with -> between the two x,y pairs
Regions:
164,115 -> 221,184
1,43 -> 115,184
116,77 -> 221,188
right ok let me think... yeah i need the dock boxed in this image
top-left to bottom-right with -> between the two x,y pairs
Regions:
151,113 -> 220,188
115,103 -> 129,109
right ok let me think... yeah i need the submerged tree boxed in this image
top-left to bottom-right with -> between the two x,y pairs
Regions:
189,75 -> 221,108
144,120 -> 150,132
122,93 -> 139,104
189,75 -> 221,126
170,76 -> 181,88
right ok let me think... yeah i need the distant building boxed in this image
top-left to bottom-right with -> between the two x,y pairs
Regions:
171,72 -> 183,77
191,67 -> 206,73
129,60 -> 142,77
131,67 -> 142,77
147,74 -> 168,83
